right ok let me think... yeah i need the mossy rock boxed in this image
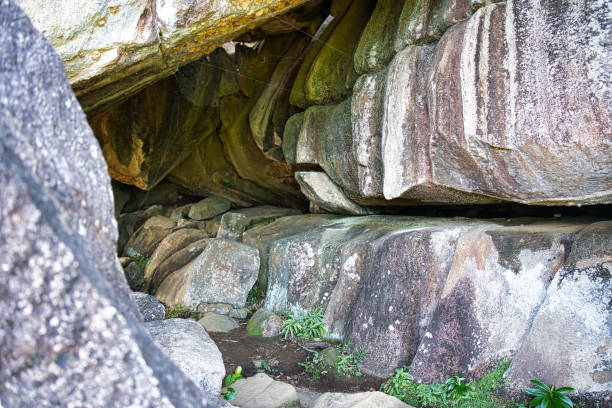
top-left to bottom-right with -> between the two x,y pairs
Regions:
354,0 -> 405,74
303,0 -> 375,105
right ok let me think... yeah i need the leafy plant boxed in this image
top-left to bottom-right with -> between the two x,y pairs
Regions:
281,307 -> 326,340
381,361 -> 513,407
298,352 -> 328,380
221,366 -> 243,401
380,366 -> 419,403
299,343 -> 368,380
335,343 -> 367,377
526,380 -> 574,408
445,374 -> 474,401
137,255 -> 149,270
415,383 -> 447,406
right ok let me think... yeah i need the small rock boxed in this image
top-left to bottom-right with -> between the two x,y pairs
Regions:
205,215 -> 223,236
145,319 -> 226,394
155,239 -> 260,309
229,308 -> 249,319
171,203 -> 194,221
217,212 -> 248,241
124,215 -> 176,258
132,292 -> 165,322
123,261 -> 144,291
144,228 -> 208,282
231,373 -> 299,408
246,309 -> 283,338
311,391 -> 412,408
188,196 -> 231,220
197,303 -> 233,315
198,312 -> 239,333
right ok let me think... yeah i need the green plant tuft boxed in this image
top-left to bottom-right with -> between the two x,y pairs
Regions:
525,379 -> 574,408
381,361 -> 514,407
221,366 -> 243,401
281,307 -> 326,340
299,342 -> 368,380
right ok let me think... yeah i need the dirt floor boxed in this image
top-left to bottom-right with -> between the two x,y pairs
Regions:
209,319 -> 382,394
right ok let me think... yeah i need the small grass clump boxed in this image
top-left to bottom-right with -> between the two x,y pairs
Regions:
281,307 -> 326,340
299,342 -> 368,380
381,361 -> 512,407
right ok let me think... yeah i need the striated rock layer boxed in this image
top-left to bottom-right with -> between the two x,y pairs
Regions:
292,0 -> 611,207
244,214 -> 611,398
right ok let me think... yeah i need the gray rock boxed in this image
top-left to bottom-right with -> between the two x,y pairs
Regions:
198,312 -> 239,333
145,319 -> 226,395
409,221 -> 585,382
311,391 -> 411,408
231,373 -> 299,408
246,309 -> 283,338
132,292 -> 166,322
229,308 -> 249,319
155,239 -> 260,309
242,214 -> 340,290
144,229 -> 208,285
506,221 -> 612,396
197,303 -> 233,316
295,171 -> 370,215
0,2 -> 225,405
124,215 -> 176,258
217,212 -> 248,241
149,238 -> 211,294
188,196 -> 231,221
257,215 -> 598,381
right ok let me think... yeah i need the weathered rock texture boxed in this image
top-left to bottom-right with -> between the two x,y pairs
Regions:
0,2 -> 226,405
506,221 -> 612,396
291,0 -> 611,207
252,214 -> 610,398
145,318 -> 226,394
155,239 -> 260,309
15,0 -> 313,112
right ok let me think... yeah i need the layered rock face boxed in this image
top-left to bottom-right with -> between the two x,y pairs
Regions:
64,0 -> 610,209
244,215 -> 611,398
0,2 -> 227,406
292,0 -> 611,207
13,0 -> 314,112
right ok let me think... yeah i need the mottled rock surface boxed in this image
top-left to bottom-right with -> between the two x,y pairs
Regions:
15,0 -> 312,112
506,221 -> 612,396
155,239 -> 260,309
256,215 -> 607,390
231,373 -> 299,408
246,309 -> 283,338
293,1 -> 611,207
198,312 -> 239,333
0,3 -> 226,406
409,221 -> 584,382
145,319 -> 226,395
311,391 -> 412,408
133,292 -> 166,322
